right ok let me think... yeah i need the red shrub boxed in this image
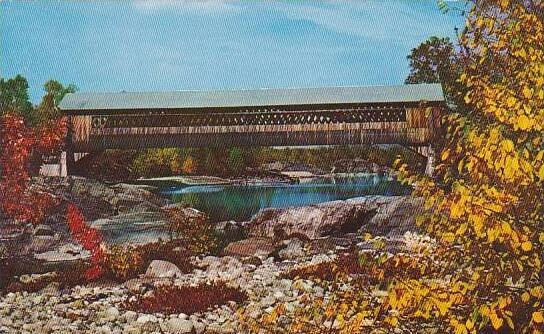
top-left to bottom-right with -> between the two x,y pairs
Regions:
284,253 -> 364,281
0,113 -> 66,224
125,283 -> 247,315
66,204 -> 105,280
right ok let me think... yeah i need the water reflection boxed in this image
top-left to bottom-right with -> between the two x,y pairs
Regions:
162,174 -> 410,222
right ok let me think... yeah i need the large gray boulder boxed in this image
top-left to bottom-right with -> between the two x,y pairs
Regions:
247,196 -> 422,240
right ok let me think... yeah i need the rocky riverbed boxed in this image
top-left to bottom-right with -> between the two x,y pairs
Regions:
0,176 -> 425,334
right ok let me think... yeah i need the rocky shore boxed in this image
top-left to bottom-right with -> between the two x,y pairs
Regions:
0,176 -> 425,334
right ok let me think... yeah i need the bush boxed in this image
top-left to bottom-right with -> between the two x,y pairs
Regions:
137,240 -> 195,274
104,245 -> 144,282
165,207 -> 217,254
124,282 -> 247,315
131,148 -> 184,177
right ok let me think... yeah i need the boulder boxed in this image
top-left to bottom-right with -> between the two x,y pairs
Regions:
34,243 -> 90,262
247,199 -> 376,240
278,238 -> 306,260
222,237 -> 277,258
145,260 -> 182,278
29,235 -> 59,253
364,196 -> 424,238
32,224 -> 55,237
247,196 -> 422,240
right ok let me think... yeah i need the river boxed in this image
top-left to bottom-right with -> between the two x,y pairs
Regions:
161,174 -> 410,222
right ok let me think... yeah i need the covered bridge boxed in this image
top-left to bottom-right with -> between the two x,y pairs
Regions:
58,83 -> 445,175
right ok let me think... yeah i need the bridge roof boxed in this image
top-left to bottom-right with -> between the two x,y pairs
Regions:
60,83 -> 444,112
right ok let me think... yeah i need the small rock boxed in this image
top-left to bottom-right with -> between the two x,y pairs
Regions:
222,237 -> 277,258
33,224 -> 55,236
166,318 -> 193,333
278,238 -> 306,260
145,260 -> 182,278
123,311 -> 138,323
136,314 -> 157,323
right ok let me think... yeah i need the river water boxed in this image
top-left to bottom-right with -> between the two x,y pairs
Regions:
161,174 -> 411,222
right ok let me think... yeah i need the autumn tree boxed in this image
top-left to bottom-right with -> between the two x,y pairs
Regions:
392,0 -> 544,332
182,155 -> 197,175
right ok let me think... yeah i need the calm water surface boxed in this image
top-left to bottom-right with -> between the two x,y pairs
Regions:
161,174 -> 410,222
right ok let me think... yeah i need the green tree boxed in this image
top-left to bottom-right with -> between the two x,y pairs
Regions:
35,80 -> 78,124
405,36 -> 463,106
0,75 -> 34,124
43,80 -> 77,107
226,147 -> 244,175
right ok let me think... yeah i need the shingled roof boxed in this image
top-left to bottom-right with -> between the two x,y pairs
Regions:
59,83 -> 444,112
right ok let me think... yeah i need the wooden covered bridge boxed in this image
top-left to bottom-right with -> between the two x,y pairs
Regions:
58,84 -> 445,175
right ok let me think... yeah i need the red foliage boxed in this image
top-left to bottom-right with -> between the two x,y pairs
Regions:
1,113 -> 104,281
34,117 -> 67,156
0,113 -> 59,224
66,203 -> 105,280
125,283 -> 247,315
284,252 -> 365,281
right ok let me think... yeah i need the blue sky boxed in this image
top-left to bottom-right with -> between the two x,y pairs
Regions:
1,0 -> 465,103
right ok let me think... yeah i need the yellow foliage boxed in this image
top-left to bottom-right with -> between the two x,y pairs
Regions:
393,1 -> 544,333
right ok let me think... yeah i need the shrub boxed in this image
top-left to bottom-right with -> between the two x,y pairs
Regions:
137,240 -> 195,274
164,207 -> 217,254
0,113 -> 64,224
182,155 -> 197,174
226,147 -> 244,175
104,245 -> 144,282
66,204 -> 105,280
283,253 -> 359,282
125,282 -> 247,315
131,148 -> 184,177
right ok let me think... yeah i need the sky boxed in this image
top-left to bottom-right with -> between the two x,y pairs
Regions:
0,0 -> 466,103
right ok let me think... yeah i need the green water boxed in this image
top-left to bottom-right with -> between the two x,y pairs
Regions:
161,174 -> 411,222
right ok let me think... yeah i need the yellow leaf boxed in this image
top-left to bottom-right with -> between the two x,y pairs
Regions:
521,241 -> 533,252
441,149 -> 451,161
530,286 -> 543,299
506,96 -> 517,107
538,164 -> 544,181
517,115 -> 532,130
443,232 -> 456,243
533,311 -> 544,324
490,312 -> 504,330
521,292 -> 531,303
522,86 -> 533,99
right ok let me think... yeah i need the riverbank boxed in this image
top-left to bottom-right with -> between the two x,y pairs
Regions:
0,176 -> 424,333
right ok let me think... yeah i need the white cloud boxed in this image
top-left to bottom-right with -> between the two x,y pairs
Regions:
133,0 -> 235,13
270,1 -> 460,44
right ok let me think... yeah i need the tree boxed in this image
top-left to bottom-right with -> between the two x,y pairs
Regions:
182,155 -> 197,175
43,80 -> 77,107
35,80 -> 78,124
0,75 -> 34,124
227,147 -> 245,175
393,1 -> 544,332
405,36 -> 465,107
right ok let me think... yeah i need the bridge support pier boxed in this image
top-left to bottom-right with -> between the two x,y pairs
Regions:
424,145 -> 435,177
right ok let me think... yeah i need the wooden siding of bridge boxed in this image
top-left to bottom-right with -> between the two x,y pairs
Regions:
69,106 -> 442,152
